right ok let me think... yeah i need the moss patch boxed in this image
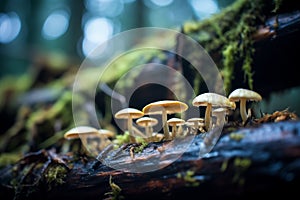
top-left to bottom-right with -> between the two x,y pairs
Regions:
182,0 -> 278,94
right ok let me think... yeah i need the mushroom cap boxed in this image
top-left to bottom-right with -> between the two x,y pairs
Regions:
98,129 -> 116,138
212,107 -> 230,115
114,108 -> 144,119
187,117 -> 205,123
142,100 -> 188,115
64,126 -> 99,140
167,117 -> 185,126
192,92 -> 235,109
136,117 -> 158,127
228,88 -> 262,102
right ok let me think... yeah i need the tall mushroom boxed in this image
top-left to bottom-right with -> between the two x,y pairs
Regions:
167,117 -> 185,138
192,93 -> 235,131
114,108 -> 144,143
142,100 -> 188,140
228,88 -> 262,124
136,117 -> 158,141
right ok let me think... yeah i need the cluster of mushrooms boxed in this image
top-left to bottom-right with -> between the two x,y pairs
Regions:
64,88 -> 262,151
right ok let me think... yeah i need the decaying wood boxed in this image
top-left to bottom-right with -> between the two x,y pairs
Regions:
1,118 -> 300,200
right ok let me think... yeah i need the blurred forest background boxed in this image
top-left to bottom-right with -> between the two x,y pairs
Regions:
1,0 -> 235,74
1,0 -> 300,130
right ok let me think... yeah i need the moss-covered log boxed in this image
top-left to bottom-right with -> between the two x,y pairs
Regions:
1,119 -> 300,200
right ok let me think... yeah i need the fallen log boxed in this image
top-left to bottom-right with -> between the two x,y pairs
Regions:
1,119 -> 300,200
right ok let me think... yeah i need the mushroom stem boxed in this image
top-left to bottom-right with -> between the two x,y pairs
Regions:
240,99 -> 248,123
144,122 -> 150,136
190,122 -> 198,135
171,125 -> 177,138
204,104 -> 212,131
162,109 -> 169,140
127,115 -> 135,143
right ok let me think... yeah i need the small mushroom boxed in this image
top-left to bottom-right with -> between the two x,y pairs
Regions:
98,129 -> 116,139
136,117 -> 158,141
212,107 -> 229,127
151,132 -> 164,142
186,117 -> 205,134
192,93 -> 235,131
228,88 -> 262,124
114,108 -> 144,143
142,100 -> 188,140
167,117 -> 185,138
64,126 -> 99,140
64,126 -> 113,155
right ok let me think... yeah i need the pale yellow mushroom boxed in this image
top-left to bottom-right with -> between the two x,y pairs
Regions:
64,126 -> 114,155
142,100 -> 188,140
64,126 -> 99,140
186,117 -> 205,134
98,129 -> 116,139
192,93 -> 235,131
212,107 -> 229,126
151,132 -> 164,142
167,117 -> 185,138
136,117 -> 158,141
228,88 -> 262,124
114,108 -> 144,143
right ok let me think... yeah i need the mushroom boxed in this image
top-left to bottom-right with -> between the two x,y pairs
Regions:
114,108 -> 144,143
186,117 -> 205,134
212,107 -> 229,127
136,117 -> 158,141
98,129 -> 116,139
187,117 -> 204,134
152,132 -> 164,142
64,126 -> 114,154
64,126 -> 99,140
228,88 -> 262,124
167,117 -> 185,138
142,100 -> 188,140
192,93 -> 235,131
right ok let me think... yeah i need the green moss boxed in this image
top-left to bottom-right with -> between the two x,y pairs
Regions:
182,0 -> 271,93
133,140 -> 148,153
177,170 -> 200,187
44,164 -> 68,190
232,157 -> 252,185
272,0 -> 282,12
222,43 -> 237,94
105,175 -> 124,200
112,131 -> 131,149
234,157 -> 251,168
229,132 -> 245,141
0,152 -> 22,168
220,159 -> 229,172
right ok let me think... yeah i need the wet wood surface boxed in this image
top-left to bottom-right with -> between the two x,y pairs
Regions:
1,119 -> 300,200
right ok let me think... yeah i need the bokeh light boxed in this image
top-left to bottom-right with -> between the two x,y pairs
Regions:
42,9 -> 70,40
0,12 -> 21,43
